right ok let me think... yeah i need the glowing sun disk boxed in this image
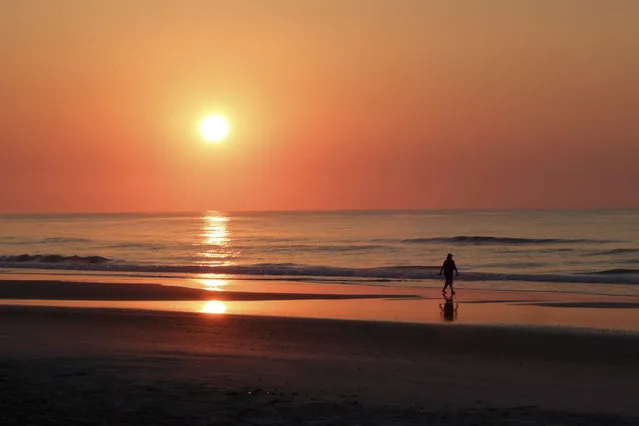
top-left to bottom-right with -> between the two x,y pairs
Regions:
200,114 -> 229,142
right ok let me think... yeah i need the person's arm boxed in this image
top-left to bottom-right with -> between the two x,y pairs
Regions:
439,263 -> 444,276
454,261 -> 459,276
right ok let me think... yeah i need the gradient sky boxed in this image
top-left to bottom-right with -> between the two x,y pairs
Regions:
1,0 -> 638,213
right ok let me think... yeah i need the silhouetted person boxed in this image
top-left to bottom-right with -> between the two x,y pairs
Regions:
439,253 -> 458,294
440,293 -> 459,322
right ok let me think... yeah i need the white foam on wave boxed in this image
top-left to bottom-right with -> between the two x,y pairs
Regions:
2,257 -> 639,286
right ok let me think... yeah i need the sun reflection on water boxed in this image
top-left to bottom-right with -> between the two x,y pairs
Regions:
200,278 -> 228,291
198,212 -> 237,266
201,300 -> 227,314
203,213 -> 229,246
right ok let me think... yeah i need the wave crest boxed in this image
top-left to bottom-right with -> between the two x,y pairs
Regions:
403,236 -> 600,245
0,254 -> 110,264
587,268 -> 639,275
2,255 -> 639,285
42,237 -> 92,243
590,248 -> 639,256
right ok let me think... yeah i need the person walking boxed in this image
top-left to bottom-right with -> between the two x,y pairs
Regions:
439,253 -> 458,294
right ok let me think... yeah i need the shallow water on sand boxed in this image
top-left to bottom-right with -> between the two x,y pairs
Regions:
1,275 -> 638,332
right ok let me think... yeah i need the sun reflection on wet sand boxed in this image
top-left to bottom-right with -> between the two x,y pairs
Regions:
1,294 -> 638,330
201,300 -> 227,314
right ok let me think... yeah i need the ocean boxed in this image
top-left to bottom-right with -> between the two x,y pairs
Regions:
1,210 -> 639,296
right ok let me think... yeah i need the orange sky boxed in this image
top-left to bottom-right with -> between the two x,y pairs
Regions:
1,1 -> 638,213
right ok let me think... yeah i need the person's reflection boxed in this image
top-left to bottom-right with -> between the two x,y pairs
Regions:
440,294 -> 459,322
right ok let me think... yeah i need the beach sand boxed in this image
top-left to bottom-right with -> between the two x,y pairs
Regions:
1,276 -> 639,330
1,278 -> 639,425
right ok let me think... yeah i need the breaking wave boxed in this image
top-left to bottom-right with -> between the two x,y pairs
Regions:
589,248 -> 639,256
42,237 -> 92,243
233,244 -> 389,253
403,236 -> 606,245
586,268 -> 639,275
0,254 -> 110,264
2,254 -> 639,285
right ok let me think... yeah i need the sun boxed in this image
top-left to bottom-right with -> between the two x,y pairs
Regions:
200,114 -> 229,142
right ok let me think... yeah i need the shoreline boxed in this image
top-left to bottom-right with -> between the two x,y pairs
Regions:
3,268 -> 639,298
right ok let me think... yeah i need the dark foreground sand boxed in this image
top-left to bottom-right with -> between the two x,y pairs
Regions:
1,305 -> 638,425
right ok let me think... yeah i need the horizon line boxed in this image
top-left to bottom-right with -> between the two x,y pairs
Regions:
2,207 -> 638,216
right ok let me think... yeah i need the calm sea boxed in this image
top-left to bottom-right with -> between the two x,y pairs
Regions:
1,210 -> 639,296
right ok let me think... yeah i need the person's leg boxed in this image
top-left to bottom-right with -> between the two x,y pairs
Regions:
443,276 -> 452,293
450,282 -> 455,295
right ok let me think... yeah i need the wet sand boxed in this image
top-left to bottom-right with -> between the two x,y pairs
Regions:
0,278 -> 417,301
1,278 -> 639,331
0,274 -> 639,425
1,307 -> 639,424
1,277 -> 639,424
